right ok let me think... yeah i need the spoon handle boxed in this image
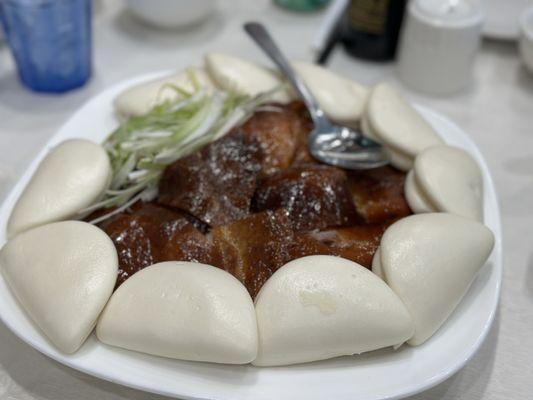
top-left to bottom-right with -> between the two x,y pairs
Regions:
244,22 -> 327,126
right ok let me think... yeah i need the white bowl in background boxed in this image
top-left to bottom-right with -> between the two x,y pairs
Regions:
125,0 -> 215,29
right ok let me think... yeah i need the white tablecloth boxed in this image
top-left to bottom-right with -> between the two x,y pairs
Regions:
0,1 -> 532,399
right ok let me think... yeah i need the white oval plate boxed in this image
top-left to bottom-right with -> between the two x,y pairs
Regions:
0,72 -> 502,400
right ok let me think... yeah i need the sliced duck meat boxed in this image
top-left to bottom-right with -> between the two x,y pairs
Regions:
348,166 -> 412,224
158,132 -> 263,227
284,233 -> 331,260
253,165 -> 359,232
237,101 -> 316,172
285,101 -> 316,165
211,209 -> 296,298
238,104 -> 301,176
305,221 -> 395,268
98,202 -> 214,287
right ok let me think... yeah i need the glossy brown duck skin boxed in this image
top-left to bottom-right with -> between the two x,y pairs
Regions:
348,166 -> 412,223
96,102 -> 411,296
253,164 -> 360,232
96,202 -> 215,287
304,220 -> 398,267
158,131 -> 263,228
210,209 -> 296,298
239,104 -> 308,176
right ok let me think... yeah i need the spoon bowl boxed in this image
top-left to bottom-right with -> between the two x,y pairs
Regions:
309,123 -> 389,169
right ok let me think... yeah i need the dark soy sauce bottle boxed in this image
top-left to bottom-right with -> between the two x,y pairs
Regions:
341,0 -> 407,61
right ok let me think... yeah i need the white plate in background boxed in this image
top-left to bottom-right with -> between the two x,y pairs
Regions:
0,72 -> 502,400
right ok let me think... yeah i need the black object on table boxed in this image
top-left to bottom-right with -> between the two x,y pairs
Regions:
316,0 -> 407,65
341,0 -> 407,61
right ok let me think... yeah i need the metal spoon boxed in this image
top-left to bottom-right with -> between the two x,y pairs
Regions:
244,22 -> 388,170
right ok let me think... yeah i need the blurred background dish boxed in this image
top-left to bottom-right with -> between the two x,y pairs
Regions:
483,0 -> 532,40
125,0 -> 215,29
519,6 -> 533,72
341,0 -> 407,61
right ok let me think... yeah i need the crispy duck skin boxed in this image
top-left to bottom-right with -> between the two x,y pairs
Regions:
158,131 -> 263,227
285,101 -> 316,165
253,165 -> 360,232
97,202 -> 215,287
305,220 -> 397,267
348,166 -> 412,224
236,100 -> 317,173
238,104 -> 301,176
211,209 -> 295,298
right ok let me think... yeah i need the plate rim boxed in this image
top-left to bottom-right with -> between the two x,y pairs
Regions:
0,72 -> 503,400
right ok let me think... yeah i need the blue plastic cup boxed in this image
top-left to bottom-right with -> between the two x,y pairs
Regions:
0,0 -> 92,93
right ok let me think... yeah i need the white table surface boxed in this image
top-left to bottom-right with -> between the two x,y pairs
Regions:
0,1 -> 532,399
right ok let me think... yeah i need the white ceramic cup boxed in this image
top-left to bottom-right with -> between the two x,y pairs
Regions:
126,0 -> 215,29
519,6 -> 533,73
397,0 -> 484,95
